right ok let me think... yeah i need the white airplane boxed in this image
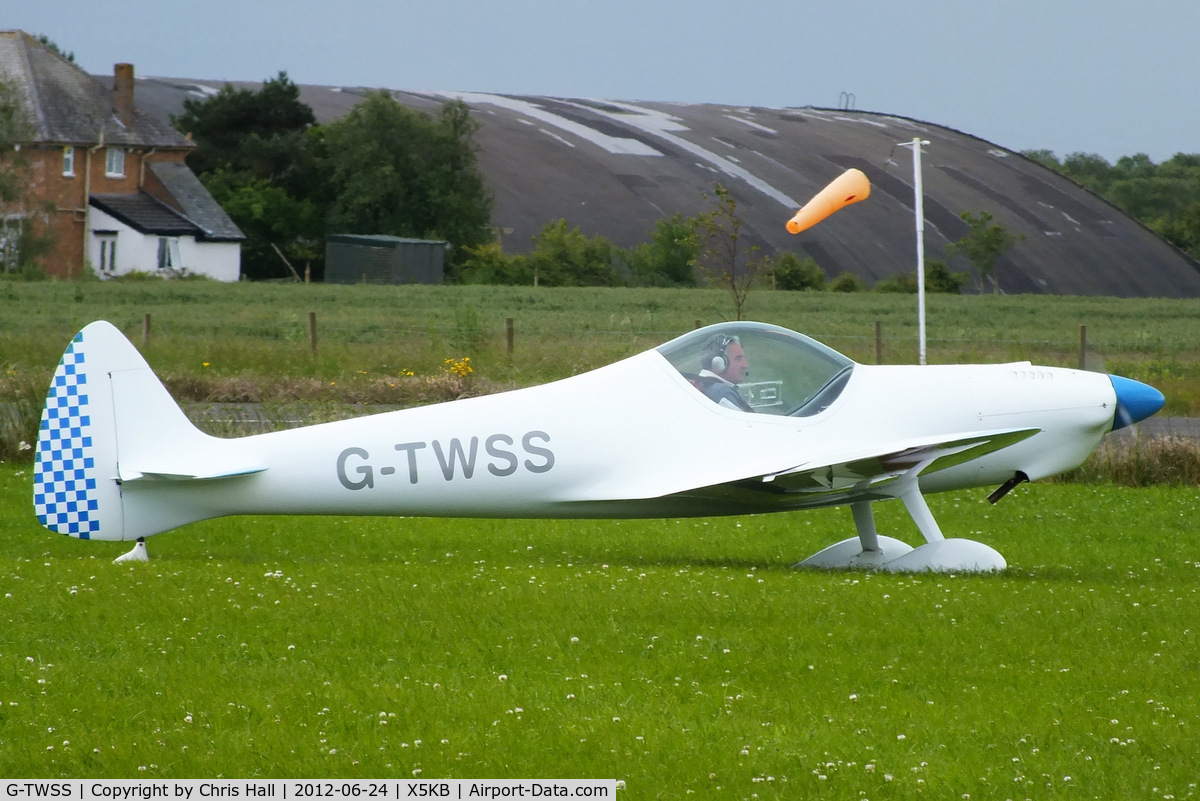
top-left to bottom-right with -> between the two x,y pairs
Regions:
33,318 -> 1163,572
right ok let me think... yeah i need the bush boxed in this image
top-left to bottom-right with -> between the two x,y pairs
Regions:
925,260 -> 968,293
458,243 -> 534,285
875,271 -> 919,293
829,272 -> 866,292
769,252 -> 826,291
527,220 -> 622,287
1056,436 -> 1200,486
0,369 -> 44,464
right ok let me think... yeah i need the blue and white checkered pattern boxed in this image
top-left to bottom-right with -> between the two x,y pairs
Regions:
33,332 -> 100,538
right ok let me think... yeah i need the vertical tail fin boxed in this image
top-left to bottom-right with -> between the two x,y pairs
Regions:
33,322 -> 132,539
33,321 -> 263,541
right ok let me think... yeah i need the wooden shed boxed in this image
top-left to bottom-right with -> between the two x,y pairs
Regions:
324,234 -> 447,284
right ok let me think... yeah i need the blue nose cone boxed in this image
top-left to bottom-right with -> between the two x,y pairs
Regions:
1109,375 -> 1165,430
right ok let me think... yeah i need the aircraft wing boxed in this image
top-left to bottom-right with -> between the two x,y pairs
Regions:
750,427 -> 1040,500
565,426 -> 1042,518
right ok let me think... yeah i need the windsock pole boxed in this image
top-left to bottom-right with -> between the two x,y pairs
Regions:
899,138 -> 931,365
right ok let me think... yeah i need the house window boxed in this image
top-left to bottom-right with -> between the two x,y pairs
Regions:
157,237 -> 181,270
105,147 -> 125,178
96,234 -> 117,275
62,146 -> 75,177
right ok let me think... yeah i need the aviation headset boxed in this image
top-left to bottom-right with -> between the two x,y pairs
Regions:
701,334 -> 740,374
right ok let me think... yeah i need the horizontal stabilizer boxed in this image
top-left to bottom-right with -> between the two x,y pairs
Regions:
123,462 -> 267,482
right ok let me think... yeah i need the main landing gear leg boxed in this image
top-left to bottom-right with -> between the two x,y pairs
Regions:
795,500 -> 914,570
796,488 -> 1006,573
881,486 -> 1006,572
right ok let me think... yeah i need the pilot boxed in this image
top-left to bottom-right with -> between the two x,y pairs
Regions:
696,334 -> 753,412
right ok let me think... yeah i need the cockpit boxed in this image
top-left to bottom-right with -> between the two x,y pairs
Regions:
656,322 -> 856,417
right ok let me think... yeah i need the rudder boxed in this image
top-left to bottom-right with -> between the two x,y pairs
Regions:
33,322 -> 131,540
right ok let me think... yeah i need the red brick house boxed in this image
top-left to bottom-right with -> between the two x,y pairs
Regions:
0,30 -> 242,280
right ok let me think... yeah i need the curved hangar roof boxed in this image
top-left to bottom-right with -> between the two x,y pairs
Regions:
139,79 -> 1200,297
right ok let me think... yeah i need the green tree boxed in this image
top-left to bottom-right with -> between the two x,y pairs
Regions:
317,92 -> 493,274
1159,202 -> 1200,260
946,211 -> 1021,293
172,73 -> 320,279
524,219 -> 620,287
33,34 -> 73,62
1024,149 -> 1200,260
0,79 -> 31,211
693,183 -> 762,319
624,214 -> 697,287
203,171 -> 322,281
1061,152 -> 1117,193
172,72 -> 315,184
0,79 -> 53,277
1022,149 -> 1061,170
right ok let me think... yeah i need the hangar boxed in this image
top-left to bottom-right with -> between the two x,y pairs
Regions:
131,78 -> 1200,297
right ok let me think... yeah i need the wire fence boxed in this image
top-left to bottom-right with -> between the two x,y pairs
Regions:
107,312 -> 1125,372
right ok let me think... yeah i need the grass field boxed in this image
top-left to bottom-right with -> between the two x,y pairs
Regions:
2,281 -> 1198,792
2,462 -> 1198,796
3,281 -> 1199,465
2,281 -> 1198,409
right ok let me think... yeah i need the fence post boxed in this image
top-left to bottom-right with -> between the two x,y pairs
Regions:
506,317 -> 515,359
142,313 -> 151,348
308,311 -> 318,357
1079,324 -> 1087,370
875,320 -> 883,365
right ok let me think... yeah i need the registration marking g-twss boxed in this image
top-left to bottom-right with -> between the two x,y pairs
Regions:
336,431 -> 555,490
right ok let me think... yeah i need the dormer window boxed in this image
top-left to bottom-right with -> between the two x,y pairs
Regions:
62,146 -> 75,177
105,147 -> 125,178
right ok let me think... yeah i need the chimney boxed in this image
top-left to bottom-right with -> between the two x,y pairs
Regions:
113,63 -> 135,127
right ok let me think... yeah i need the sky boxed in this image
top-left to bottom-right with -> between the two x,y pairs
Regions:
7,0 -> 1198,163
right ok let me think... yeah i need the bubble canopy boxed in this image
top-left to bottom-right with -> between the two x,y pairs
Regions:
656,322 -> 856,417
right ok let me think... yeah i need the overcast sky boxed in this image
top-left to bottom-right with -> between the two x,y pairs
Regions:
8,0 -> 1197,162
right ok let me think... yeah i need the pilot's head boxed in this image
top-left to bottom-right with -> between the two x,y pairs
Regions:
700,334 -> 749,383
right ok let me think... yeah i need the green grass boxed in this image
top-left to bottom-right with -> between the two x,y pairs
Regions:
2,280 -> 1198,391
2,281 -> 1199,465
3,463 -> 1198,796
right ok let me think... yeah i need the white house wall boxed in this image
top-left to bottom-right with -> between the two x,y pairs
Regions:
87,207 -> 241,282
198,242 -> 241,282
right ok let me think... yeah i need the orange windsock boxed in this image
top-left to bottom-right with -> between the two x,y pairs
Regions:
785,168 -> 871,234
